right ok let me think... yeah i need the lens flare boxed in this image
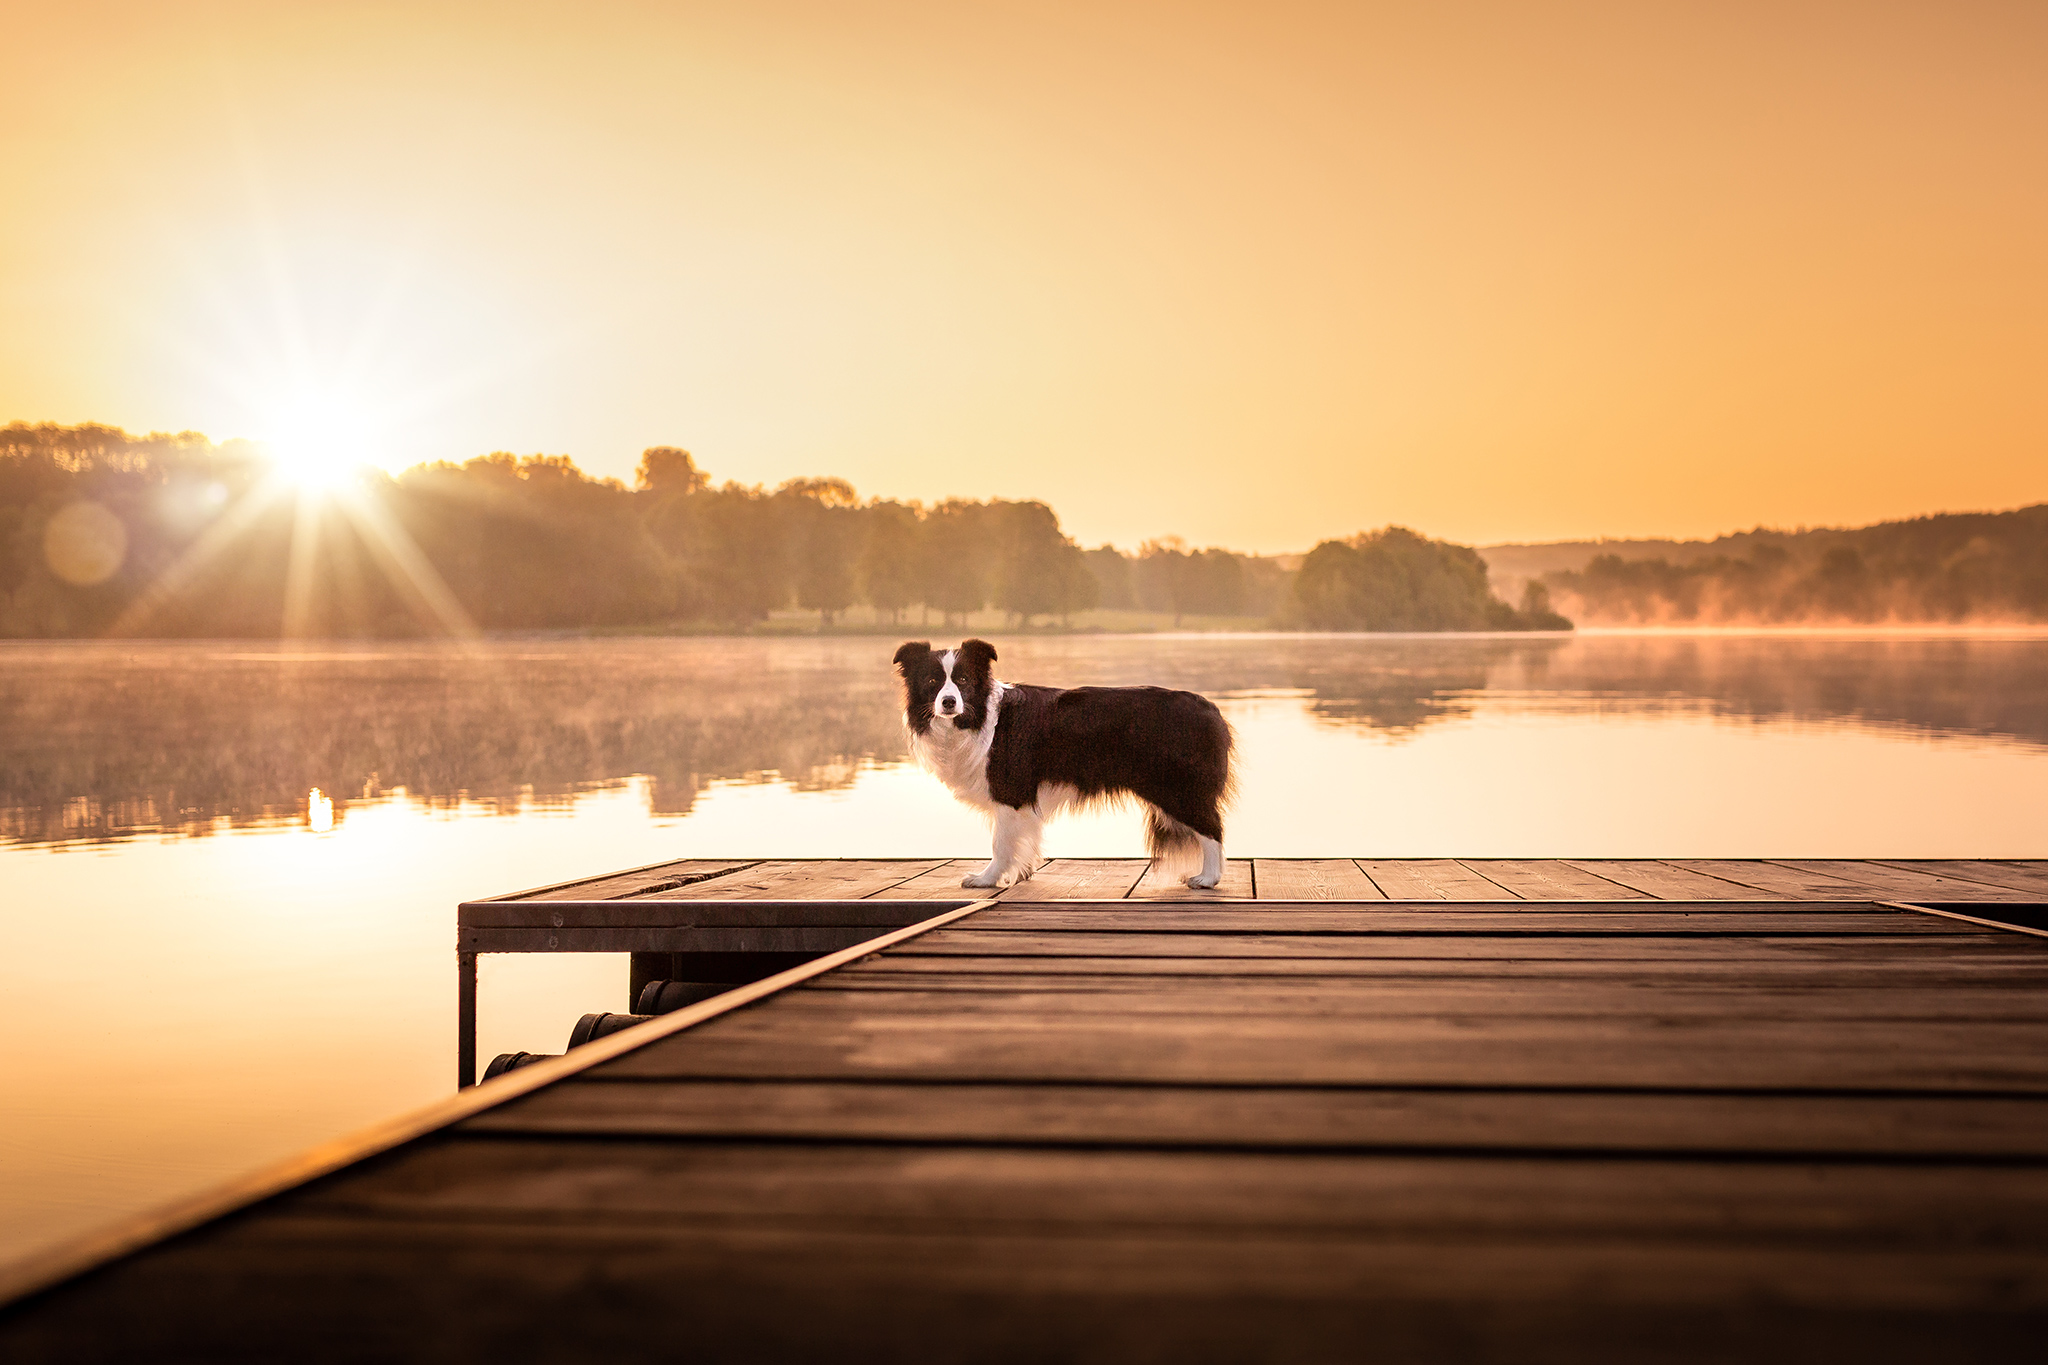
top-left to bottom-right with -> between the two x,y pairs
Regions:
43,501 -> 129,585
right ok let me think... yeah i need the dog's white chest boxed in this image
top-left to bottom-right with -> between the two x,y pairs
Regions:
907,683 -> 1004,809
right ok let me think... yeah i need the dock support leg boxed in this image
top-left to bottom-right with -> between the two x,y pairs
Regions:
457,951 -> 477,1089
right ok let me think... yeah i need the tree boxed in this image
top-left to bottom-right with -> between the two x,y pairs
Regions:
1290,525 -> 1560,631
687,484 -> 792,623
918,500 -> 990,626
1052,541 -> 1101,625
634,446 -> 707,494
858,500 -> 922,623
989,500 -> 1075,626
1083,545 -> 1135,609
1136,538 -> 1233,626
780,480 -> 862,626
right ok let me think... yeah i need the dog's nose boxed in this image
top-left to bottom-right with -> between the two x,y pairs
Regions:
938,698 -> 957,711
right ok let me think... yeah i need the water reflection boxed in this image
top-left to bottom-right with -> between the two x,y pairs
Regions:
1,632 -> 2044,848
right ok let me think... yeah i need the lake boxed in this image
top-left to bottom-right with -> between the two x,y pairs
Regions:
3,629 -> 2046,1268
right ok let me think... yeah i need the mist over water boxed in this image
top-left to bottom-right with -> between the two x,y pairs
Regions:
4,632 -> 2045,848
2,630 -> 2046,1276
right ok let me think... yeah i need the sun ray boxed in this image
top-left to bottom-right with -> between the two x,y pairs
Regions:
280,485 -> 324,640
328,480 -> 480,640
107,472 -> 295,637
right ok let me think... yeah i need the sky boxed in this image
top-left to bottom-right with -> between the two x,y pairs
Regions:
3,0 -> 2044,553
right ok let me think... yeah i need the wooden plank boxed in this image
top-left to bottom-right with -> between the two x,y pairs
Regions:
779,982 -> 2048,1021
1252,859 -> 1386,900
1129,858 -> 1255,899
1768,860 -> 2032,901
493,859 -> 758,902
1670,860 -> 1874,899
281,1139 -> 2048,1245
468,1080 -> 2048,1159
1561,860 -> 1779,900
17,1222 -> 2041,1365
460,926 -> 924,954
892,930 -> 2016,959
866,860 -> 989,899
1357,859 -> 1517,899
1458,860 -> 1651,900
12,1233 -> 2043,1365
657,859 -> 944,900
21,1140 -> 2048,1364
957,909 -> 1969,935
840,952 -> 2048,983
1232,899 -> 1896,914
603,1013 -> 2048,1091
1870,860 -> 2048,898
998,858 -> 1152,901
460,900 -> 952,929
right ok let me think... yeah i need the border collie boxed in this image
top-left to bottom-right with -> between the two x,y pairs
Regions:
895,639 -> 1233,889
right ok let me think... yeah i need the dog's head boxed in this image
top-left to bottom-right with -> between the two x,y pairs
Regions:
894,639 -> 998,736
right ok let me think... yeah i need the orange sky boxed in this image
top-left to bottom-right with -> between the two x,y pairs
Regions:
4,1 -> 2044,553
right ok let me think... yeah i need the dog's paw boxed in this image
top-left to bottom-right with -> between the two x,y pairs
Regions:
1184,872 -> 1222,890
960,874 -> 1001,889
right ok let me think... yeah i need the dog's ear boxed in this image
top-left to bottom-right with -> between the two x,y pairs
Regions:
958,638 -> 997,670
892,641 -> 932,674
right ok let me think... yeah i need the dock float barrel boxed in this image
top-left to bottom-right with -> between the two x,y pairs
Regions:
480,1051 -> 556,1081
567,1012 -> 653,1048
635,979 -> 732,1014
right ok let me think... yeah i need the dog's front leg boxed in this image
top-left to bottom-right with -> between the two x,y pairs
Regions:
962,804 -> 1042,888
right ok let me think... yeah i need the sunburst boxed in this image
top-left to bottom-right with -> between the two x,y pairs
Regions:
115,312 -> 480,642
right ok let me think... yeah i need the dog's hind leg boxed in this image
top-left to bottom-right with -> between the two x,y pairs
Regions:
1185,834 -> 1224,890
963,803 -> 1043,889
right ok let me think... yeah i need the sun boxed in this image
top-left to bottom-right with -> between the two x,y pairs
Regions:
258,380 -> 382,490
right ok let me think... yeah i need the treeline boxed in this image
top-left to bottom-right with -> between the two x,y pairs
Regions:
1290,527 -> 1571,631
0,423 -> 1296,636
1544,505 -> 2048,625
2,421 -> 1571,637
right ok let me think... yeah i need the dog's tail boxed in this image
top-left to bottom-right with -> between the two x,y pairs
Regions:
1144,806 -> 1205,875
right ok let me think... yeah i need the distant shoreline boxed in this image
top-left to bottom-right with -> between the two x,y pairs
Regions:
8,623 -> 2048,648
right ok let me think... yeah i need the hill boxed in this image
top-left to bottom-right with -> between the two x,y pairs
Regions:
1485,506 -> 2048,625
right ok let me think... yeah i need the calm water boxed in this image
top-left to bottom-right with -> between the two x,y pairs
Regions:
3,630 -> 2046,1268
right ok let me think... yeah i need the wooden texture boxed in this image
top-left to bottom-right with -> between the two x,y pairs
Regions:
1357,858 -> 1516,898
1772,858 -> 2042,901
883,930 -> 2019,960
957,907 -> 1968,935
467,858 -> 2048,906
459,899 -> 949,929
499,858 -> 758,901
1251,858 -> 1386,899
1456,859 -> 1652,900
657,858 -> 944,899
998,858 -> 1151,901
841,953 -> 2048,984
9,865 -> 2048,1363
1667,859 -> 1872,898
865,859 -> 987,898
1129,858 -> 1255,899
1874,859 -> 2048,897
467,1080 -> 2048,1159
1559,859 -> 1778,899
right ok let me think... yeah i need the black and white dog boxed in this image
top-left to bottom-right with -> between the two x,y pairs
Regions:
895,639 -> 1233,889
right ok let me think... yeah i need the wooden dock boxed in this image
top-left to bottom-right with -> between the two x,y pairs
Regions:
4,859 -> 2047,1361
